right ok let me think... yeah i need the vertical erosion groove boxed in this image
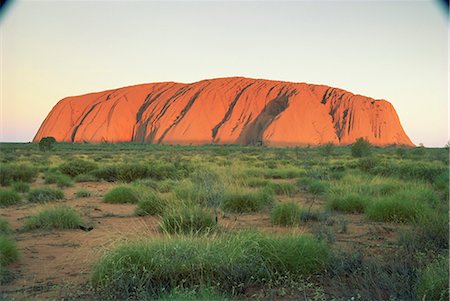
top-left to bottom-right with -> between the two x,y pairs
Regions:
157,91 -> 201,143
237,94 -> 290,145
211,82 -> 255,142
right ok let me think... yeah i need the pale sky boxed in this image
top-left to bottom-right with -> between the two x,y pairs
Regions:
0,0 -> 448,146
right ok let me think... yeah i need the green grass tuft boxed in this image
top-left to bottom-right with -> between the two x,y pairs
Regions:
416,256 -> 449,301
267,181 -> 297,196
0,189 -> 21,206
365,196 -> 428,223
74,173 -> 99,182
159,205 -> 216,234
327,193 -> 369,213
103,186 -> 139,204
91,231 -> 329,299
75,189 -> 91,198
0,217 -> 11,235
28,187 -> 64,203
271,202 -> 302,226
221,187 -> 274,213
0,235 -> 19,266
135,192 -> 167,216
22,206 -> 83,231
11,181 -> 30,193
44,171 -> 74,187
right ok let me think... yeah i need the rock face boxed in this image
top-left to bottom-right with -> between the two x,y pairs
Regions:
34,77 -> 414,146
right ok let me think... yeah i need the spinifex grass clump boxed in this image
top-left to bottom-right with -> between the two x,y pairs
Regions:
265,168 -> 305,179
365,197 -> 428,223
0,189 -> 21,206
221,187 -> 274,213
74,173 -> 98,183
416,255 -> 449,301
399,210 -> 449,254
0,164 -> 38,186
103,186 -> 139,204
91,232 -> 330,299
22,206 -> 83,231
11,181 -> 30,193
135,192 -> 168,216
44,171 -> 74,188
363,159 -> 446,182
267,181 -> 297,196
297,178 -> 329,195
365,188 -> 437,223
28,187 -> 64,203
0,217 -> 11,235
271,202 -> 302,226
75,189 -> 91,198
159,205 -> 216,234
0,235 -> 19,266
327,193 -> 369,213
325,174 -> 424,214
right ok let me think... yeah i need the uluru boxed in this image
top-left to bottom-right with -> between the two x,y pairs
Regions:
33,77 -> 413,146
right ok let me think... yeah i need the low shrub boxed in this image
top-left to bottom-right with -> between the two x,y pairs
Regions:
103,186 -> 139,204
22,206 -> 83,230
351,138 -> 371,158
59,159 -> 97,177
147,161 -> 188,180
0,189 -> 21,206
116,163 -> 149,182
0,235 -> 19,266
0,164 -> 38,186
93,165 -> 118,182
75,189 -> 91,198
416,256 -> 449,301
135,192 -> 167,216
358,156 -> 380,172
271,202 -> 301,226
221,187 -> 274,213
91,232 -> 329,299
28,187 -> 64,203
11,181 -> 30,193
159,206 -> 215,234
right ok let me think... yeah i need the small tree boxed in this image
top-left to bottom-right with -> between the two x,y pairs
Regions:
39,137 -> 56,151
351,137 -> 371,157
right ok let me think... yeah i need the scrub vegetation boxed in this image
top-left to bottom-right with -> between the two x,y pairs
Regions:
0,142 -> 447,300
